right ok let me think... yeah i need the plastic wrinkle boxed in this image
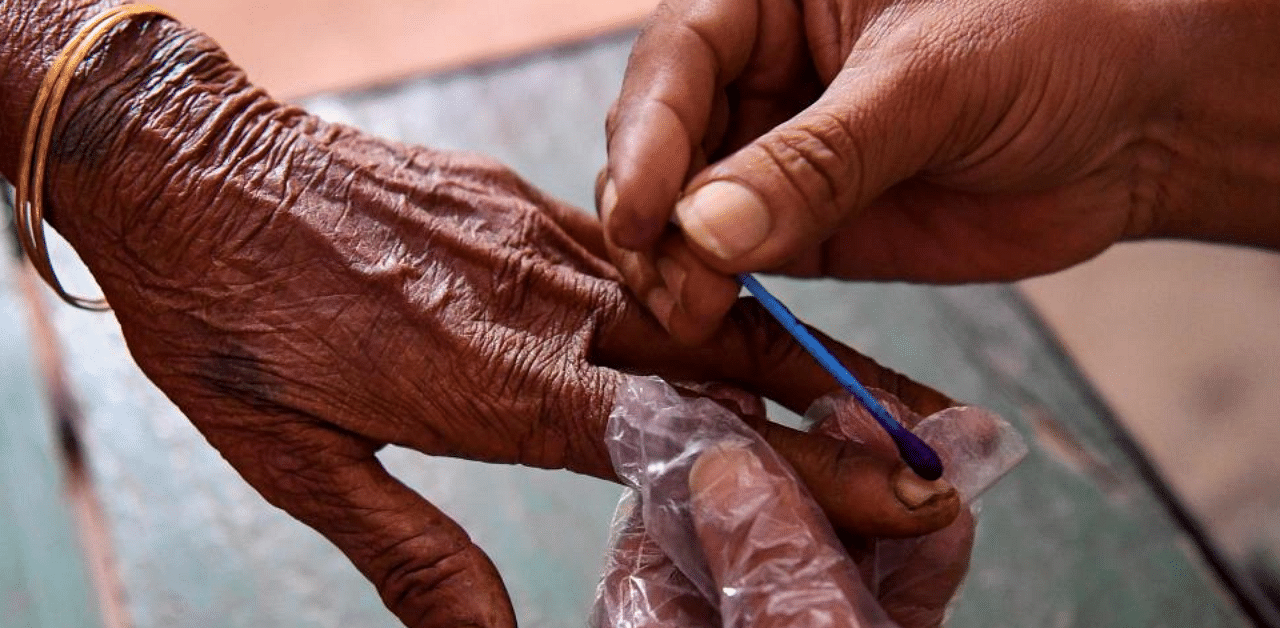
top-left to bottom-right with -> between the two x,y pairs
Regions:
590,491 -> 715,628
592,375 -> 1028,628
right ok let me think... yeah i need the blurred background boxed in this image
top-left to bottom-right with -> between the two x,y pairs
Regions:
155,0 -> 1280,575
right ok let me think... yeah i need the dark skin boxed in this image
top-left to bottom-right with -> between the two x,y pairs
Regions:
1,2 -> 966,626
596,385 -> 979,628
600,0 -> 1280,343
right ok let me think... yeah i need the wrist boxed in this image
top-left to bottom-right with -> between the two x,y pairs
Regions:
2,2 -> 291,288
0,1 -> 108,175
1140,0 -> 1280,249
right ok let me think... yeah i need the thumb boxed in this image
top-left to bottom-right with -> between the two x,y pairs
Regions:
674,64 -> 946,273
200,414 -> 515,628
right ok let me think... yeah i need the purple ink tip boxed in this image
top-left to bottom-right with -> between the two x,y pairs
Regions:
895,429 -> 945,480
736,273 -> 946,480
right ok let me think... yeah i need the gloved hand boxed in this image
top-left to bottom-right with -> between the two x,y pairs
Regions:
592,376 -> 1026,628
598,0 -> 1280,343
1,2 -> 970,626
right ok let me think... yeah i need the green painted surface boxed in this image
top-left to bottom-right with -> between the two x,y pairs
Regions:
774,279 -> 1267,627
0,239 -> 103,627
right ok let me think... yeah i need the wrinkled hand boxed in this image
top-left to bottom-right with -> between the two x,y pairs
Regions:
600,0 -> 1280,342
592,379 -> 1010,628
0,4 -> 969,627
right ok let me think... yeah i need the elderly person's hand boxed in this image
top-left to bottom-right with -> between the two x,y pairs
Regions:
2,3 -> 966,627
592,379 -> 1019,628
600,0 -> 1280,342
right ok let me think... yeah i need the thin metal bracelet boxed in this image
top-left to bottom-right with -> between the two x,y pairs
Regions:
15,3 -> 174,311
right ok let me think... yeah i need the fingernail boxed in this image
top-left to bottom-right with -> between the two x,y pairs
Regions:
893,466 -> 955,510
598,177 -> 618,219
674,181 -> 770,261
646,286 -> 676,329
655,256 -> 687,299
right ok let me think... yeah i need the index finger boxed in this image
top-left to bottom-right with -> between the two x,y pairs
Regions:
601,0 -> 760,250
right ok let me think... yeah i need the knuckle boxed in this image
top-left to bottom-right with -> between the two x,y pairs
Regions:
677,18 -> 727,74
376,538 -> 482,624
755,114 -> 863,225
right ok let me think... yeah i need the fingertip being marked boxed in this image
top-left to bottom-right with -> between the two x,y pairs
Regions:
892,466 -> 956,511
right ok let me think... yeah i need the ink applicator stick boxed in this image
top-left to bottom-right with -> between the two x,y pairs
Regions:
737,273 -> 944,480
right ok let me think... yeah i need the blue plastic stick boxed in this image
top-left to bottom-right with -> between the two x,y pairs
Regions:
738,274 -> 944,480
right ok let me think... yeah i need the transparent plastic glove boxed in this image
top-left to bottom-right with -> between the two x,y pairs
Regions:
591,375 -> 1026,627
807,387 -> 1027,627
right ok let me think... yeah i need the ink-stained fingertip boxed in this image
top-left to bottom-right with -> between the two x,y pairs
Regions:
892,466 -> 954,511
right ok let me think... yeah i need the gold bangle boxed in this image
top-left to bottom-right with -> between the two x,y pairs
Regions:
15,4 -> 174,311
